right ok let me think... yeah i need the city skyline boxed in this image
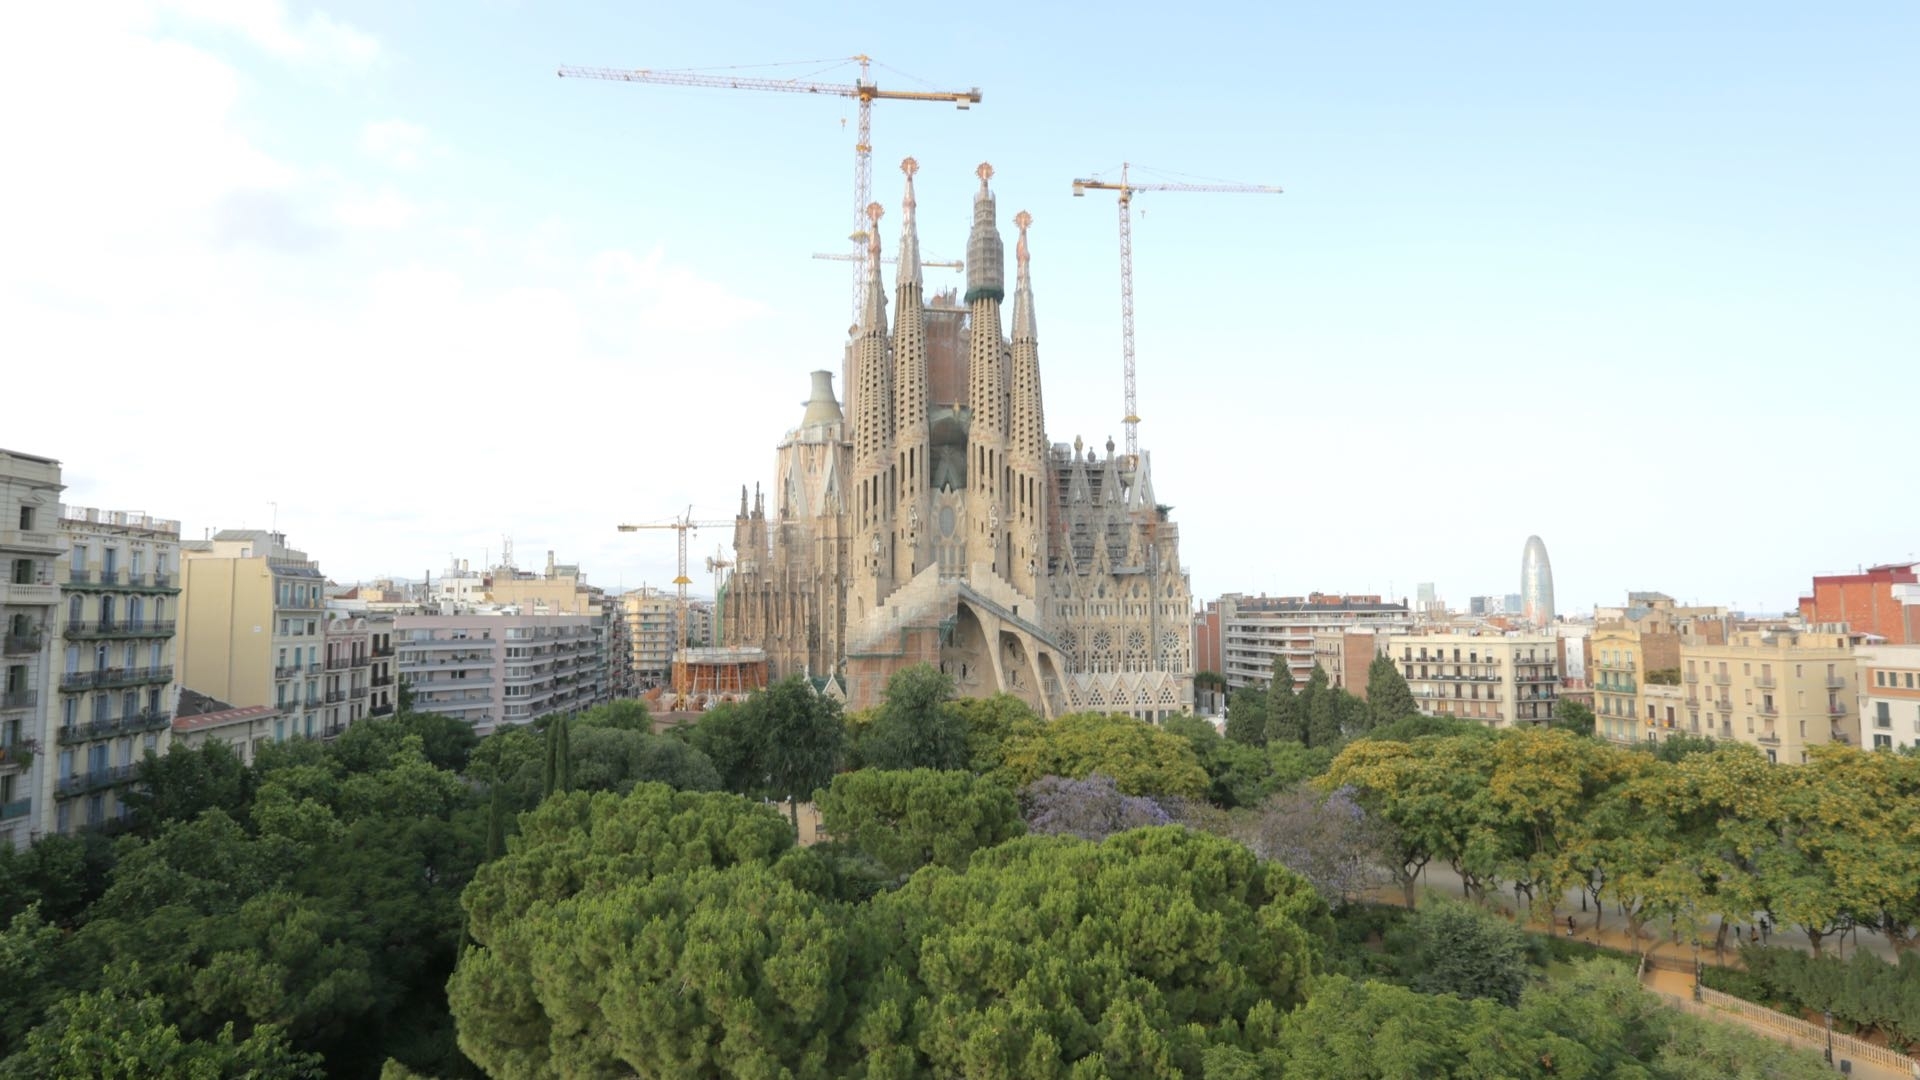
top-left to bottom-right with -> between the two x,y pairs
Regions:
4,3 -> 1914,613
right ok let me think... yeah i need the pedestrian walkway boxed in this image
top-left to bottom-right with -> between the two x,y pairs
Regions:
1641,967 -> 1915,1080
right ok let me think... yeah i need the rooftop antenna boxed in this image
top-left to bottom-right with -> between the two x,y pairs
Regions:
269,501 -> 278,539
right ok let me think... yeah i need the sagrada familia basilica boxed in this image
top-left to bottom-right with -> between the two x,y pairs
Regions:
724,160 -> 1194,720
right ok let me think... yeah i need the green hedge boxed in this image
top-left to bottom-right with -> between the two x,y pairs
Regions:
1706,946 -> 1920,1049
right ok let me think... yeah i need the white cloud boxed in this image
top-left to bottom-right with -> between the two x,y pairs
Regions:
157,0 -> 379,68
360,119 -> 427,169
335,188 -> 420,231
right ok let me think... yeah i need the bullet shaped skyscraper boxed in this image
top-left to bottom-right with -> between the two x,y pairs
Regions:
1521,535 -> 1555,628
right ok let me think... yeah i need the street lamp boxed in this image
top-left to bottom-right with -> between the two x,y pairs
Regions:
1823,1009 -> 1833,1064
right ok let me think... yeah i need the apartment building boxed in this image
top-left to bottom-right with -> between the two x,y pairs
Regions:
1679,630 -> 1857,764
313,614 -> 397,739
624,587 -> 682,689
396,613 -> 607,736
1857,645 -> 1920,753
0,449 -> 63,848
1310,629 -> 1397,700
1798,562 -> 1919,644
1393,631 -> 1562,727
1591,624 -> 1679,746
178,530 -> 331,734
1199,593 -> 1415,692
50,505 -> 181,833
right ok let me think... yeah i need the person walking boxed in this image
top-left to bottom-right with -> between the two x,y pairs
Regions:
1566,915 -> 1576,938
1749,925 -> 1760,946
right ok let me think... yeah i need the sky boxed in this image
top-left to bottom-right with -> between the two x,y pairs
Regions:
3,2 -> 1914,615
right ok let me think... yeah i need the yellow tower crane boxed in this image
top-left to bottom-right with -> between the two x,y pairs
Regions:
616,508 -> 733,700
1072,163 -> 1282,463
559,56 -> 980,326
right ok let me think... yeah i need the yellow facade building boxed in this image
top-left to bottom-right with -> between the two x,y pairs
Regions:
1679,629 -> 1857,764
178,530 -> 330,733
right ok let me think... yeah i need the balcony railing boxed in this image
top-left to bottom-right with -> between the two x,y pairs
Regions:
2,630 -> 43,655
1713,698 -> 1733,712
348,685 -> 367,699
59,666 -> 173,691
369,703 -> 394,717
325,690 -> 345,704
1712,673 -> 1731,686
372,645 -> 394,658
63,618 -> 176,640
0,739 -> 38,768
325,657 -> 351,671
96,569 -> 121,585
58,711 -> 172,744
1684,671 -> 1699,684
0,798 -> 28,821
56,764 -> 137,797
1756,701 -> 1778,717
66,569 -> 91,584
274,664 -> 302,679
371,675 -> 393,687
1828,703 -> 1847,717
1830,732 -> 1853,746
1825,676 -> 1847,690
1757,733 -> 1781,746
307,663 -> 323,676
1,690 -> 39,711
350,655 -> 370,668
1755,675 -> 1776,689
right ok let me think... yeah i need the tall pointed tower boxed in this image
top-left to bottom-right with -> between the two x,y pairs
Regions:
963,162 -> 1008,576
1007,209 -> 1048,599
850,202 -> 894,616
891,158 -> 932,583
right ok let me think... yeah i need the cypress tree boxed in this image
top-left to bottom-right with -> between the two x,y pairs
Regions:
1365,654 -> 1418,726
541,717 -> 557,797
1266,656 -> 1303,745
485,782 -> 506,861
556,713 -> 574,793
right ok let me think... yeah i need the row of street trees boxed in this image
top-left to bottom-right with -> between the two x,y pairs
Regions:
1325,726 -> 1920,959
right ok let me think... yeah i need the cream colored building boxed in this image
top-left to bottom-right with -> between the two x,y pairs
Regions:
0,449 -> 63,847
171,703 -> 279,767
178,530 -> 330,733
1392,631 -> 1562,727
316,614 -> 396,739
1680,629 -> 1857,764
623,587 -> 681,689
1857,644 -> 1920,753
51,505 -> 181,833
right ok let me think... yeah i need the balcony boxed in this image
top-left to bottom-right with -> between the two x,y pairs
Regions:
1830,731 -> 1853,746
1713,698 -> 1733,712
1757,733 -> 1781,746
370,703 -> 394,717
61,666 -> 173,691
325,690 -> 345,704
56,764 -> 137,797
58,711 -> 171,744
371,675 -> 393,687
1684,671 -> 1699,684
326,656 -> 351,671
64,618 -> 176,640
0,739 -> 37,768
1828,703 -> 1847,717
129,572 -> 176,592
1755,675 -> 1776,689
0,526 -> 61,553
274,664 -> 303,679
307,663 -> 323,676
1756,701 -> 1778,717
1712,673 -> 1730,686
350,655 -> 370,668
0,799 -> 29,821
1,689 -> 39,712
372,645 -> 394,658
348,685 -> 367,699
2,630 -> 43,655
1825,676 -> 1847,690
0,582 -> 59,606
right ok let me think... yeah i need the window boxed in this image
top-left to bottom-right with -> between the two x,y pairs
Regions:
16,506 -> 32,531
1874,734 -> 1893,751
69,544 -> 85,571
1879,671 -> 1888,687
11,559 -> 32,585
1876,702 -> 1892,728
102,548 -> 117,574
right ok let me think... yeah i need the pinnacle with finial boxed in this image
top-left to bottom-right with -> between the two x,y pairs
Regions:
1014,210 -> 1032,271
866,201 -> 884,259
976,161 -> 994,188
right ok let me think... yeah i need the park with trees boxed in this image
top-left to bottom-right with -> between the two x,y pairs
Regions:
1,658 -> 1913,1076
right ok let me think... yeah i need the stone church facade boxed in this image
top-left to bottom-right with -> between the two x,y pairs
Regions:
724,160 -> 1193,720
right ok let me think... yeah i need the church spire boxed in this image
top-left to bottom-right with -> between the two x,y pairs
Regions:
860,201 -> 888,335
1010,209 -> 1036,342
964,162 -> 1005,304
965,162 -> 1010,577
897,155 -> 921,289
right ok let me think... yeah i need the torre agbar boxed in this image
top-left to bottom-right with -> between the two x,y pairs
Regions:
723,161 -> 1195,720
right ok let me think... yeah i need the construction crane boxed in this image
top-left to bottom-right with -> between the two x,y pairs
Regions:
559,56 -> 981,326
616,508 -> 733,698
1072,163 -> 1282,462
811,252 -> 964,273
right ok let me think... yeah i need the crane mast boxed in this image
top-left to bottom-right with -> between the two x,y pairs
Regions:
616,508 -> 734,700
560,57 -> 980,328
1073,163 -> 1282,461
